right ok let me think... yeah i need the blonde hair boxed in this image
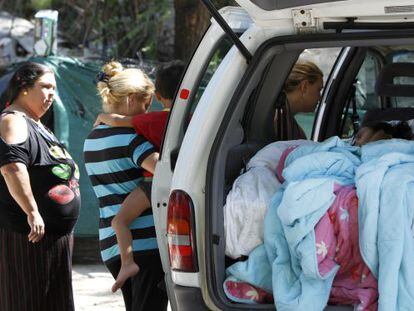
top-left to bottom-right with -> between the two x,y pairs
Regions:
284,60 -> 323,93
97,61 -> 155,113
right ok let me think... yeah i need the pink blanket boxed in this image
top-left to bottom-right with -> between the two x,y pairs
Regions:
223,276 -> 274,304
280,147 -> 378,309
315,185 -> 378,310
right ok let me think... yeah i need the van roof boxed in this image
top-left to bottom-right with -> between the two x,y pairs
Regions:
235,0 -> 414,26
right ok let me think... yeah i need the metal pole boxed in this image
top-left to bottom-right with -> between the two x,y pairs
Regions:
200,0 -> 253,63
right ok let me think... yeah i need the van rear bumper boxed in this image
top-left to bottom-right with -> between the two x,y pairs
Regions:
169,284 -> 208,311
164,271 -> 208,311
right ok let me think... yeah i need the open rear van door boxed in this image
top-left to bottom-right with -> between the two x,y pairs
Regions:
151,5 -> 252,306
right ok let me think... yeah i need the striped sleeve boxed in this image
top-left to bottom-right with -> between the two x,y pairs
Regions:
127,136 -> 156,168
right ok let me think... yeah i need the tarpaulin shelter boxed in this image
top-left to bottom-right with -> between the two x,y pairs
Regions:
0,56 -> 162,243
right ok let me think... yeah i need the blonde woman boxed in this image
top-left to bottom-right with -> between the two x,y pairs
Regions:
83,61 -> 167,311
274,60 -> 324,140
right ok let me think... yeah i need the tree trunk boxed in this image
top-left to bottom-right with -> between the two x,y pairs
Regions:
174,0 -> 209,61
173,0 -> 237,61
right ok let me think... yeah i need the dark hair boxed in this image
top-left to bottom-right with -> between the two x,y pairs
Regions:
155,60 -> 185,100
366,120 -> 413,140
6,62 -> 53,104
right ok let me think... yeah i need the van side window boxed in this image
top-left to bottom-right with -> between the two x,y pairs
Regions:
355,53 -> 382,111
184,38 -> 233,129
390,51 -> 414,108
340,52 -> 382,138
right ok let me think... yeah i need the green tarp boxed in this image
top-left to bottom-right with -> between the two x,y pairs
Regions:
0,56 -> 162,237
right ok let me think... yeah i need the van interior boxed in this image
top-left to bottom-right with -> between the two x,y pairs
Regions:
205,30 -> 414,309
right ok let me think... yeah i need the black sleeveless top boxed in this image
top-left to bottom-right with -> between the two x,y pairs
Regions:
0,111 -> 80,235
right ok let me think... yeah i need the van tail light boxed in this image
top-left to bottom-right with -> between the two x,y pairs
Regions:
167,190 -> 198,272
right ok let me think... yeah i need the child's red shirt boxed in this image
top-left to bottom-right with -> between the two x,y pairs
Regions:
131,110 -> 169,178
131,110 -> 169,150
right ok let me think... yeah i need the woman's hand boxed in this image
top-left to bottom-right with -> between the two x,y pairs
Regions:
27,211 -> 45,242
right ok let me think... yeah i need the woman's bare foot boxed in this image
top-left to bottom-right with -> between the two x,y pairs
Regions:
112,263 -> 140,292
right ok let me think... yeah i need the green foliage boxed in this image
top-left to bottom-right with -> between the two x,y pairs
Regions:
31,0 -> 53,10
101,0 -> 171,59
213,0 -> 238,7
0,0 -> 236,61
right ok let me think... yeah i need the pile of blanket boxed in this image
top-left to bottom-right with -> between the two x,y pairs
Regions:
224,140 -> 314,259
224,137 -> 414,310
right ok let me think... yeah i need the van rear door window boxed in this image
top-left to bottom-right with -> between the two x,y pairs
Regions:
169,37 -> 234,169
184,38 -> 233,130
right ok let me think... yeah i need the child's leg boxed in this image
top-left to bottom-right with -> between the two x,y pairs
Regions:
111,186 -> 151,292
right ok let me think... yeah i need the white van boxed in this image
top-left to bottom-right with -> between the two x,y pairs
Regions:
152,1 -> 414,309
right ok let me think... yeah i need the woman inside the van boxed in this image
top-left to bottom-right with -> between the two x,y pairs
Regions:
274,60 -> 324,140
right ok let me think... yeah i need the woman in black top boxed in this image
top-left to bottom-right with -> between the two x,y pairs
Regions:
0,62 -> 80,311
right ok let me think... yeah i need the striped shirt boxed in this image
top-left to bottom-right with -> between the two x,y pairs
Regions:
83,125 -> 158,263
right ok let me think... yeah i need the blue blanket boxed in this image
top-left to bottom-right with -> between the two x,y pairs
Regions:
356,139 -> 414,311
226,138 -> 414,310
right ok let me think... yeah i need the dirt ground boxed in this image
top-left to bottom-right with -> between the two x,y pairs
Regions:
72,264 -> 125,311
72,264 -> 171,311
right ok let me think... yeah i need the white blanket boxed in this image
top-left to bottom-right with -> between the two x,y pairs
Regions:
224,140 -> 314,259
